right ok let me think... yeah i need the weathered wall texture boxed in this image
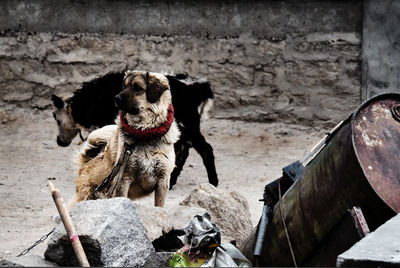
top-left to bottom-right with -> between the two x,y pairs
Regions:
362,0 -> 400,100
0,0 -> 362,126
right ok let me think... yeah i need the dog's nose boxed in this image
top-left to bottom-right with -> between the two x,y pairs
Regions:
114,95 -> 122,108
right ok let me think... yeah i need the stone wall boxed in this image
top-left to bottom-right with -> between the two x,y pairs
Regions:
0,0 -> 362,126
362,0 -> 400,100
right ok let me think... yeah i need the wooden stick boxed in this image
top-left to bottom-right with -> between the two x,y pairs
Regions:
48,181 -> 90,267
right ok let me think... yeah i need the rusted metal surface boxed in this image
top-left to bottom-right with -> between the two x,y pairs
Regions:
352,97 -> 400,212
302,207 -> 370,267
350,206 -> 370,237
240,93 -> 400,267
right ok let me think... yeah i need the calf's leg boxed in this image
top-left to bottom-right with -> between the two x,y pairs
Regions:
170,137 -> 191,189
191,132 -> 219,187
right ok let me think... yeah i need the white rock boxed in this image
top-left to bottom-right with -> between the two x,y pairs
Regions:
44,198 -> 154,267
134,202 -> 207,241
180,183 -> 253,246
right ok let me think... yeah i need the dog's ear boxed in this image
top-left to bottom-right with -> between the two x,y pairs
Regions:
145,72 -> 168,103
51,94 -> 64,109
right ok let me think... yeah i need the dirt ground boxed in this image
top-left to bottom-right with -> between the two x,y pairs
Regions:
0,108 -> 325,260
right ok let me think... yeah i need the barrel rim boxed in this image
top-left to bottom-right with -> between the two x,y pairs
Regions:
351,92 -> 400,213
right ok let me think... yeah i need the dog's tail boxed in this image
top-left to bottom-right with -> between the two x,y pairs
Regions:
197,81 -> 214,120
79,141 -> 107,164
78,125 -> 117,165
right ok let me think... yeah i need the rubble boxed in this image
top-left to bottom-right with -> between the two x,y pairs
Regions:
44,198 -> 154,267
180,183 -> 253,246
152,229 -> 185,252
12,185 -> 255,266
143,252 -> 174,267
134,202 -> 206,241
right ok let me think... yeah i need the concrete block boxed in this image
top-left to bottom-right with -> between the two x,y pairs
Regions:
337,214 -> 400,267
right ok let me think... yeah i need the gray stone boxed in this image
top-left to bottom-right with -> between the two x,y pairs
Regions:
143,252 -> 173,267
180,184 -> 253,246
134,202 -> 206,241
362,0 -> 400,100
0,255 -> 58,267
44,197 -> 154,267
3,91 -> 33,103
337,214 -> 400,267
0,1 -> 361,38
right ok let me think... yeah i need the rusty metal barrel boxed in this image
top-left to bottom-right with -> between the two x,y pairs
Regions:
240,93 -> 400,266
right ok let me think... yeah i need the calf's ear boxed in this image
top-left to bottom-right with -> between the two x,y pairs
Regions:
145,72 -> 169,103
51,94 -> 64,109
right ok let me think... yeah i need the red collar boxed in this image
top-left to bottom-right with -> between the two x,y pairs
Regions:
119,104 -> 174,142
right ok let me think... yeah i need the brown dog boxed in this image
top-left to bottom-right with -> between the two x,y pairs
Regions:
73,70 -> 180,207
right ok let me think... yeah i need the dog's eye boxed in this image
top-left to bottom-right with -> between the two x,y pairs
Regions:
134,84 -> 144,92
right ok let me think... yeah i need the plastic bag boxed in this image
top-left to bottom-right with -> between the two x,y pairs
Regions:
169,244 -> 209,267
168,213 -> 252,267
202,243 -> 252,267
169,213 -> 220,267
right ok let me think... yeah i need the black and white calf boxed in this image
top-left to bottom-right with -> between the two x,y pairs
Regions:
51,71 -> 218,188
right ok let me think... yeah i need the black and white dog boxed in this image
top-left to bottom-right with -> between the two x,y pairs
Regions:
51,71 -> 218,188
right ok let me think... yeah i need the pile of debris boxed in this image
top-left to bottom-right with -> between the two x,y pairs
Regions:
0,184 -> 253,267
2,93 -> 400,267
